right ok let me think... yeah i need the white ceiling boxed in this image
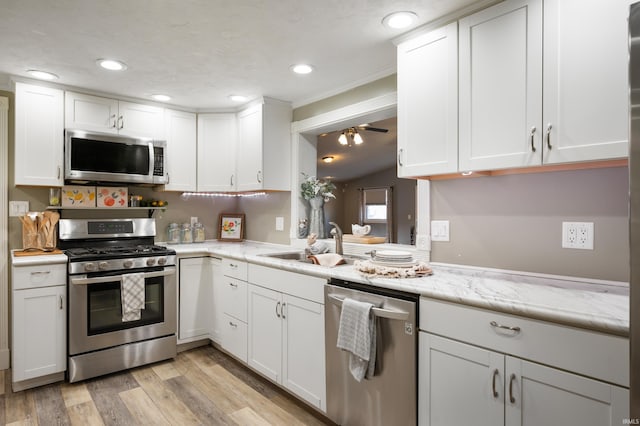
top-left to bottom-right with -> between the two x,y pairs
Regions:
0,0 -> 479,110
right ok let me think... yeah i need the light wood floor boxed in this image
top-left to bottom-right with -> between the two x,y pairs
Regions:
0,345 -> 333,425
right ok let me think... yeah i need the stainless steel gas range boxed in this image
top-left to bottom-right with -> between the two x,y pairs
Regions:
58,218 -> 177,383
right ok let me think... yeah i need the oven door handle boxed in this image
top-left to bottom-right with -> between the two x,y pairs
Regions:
70,266 -> 176,286
327,294 -> 409,321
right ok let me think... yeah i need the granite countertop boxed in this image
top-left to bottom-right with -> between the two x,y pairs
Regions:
12,241 -> 629,336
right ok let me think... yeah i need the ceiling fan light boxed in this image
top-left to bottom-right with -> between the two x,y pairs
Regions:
322,156 -> 334,163
353,132 -> 364,145
338,133 -> 348,145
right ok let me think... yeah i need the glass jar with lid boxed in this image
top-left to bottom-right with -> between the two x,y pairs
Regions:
192,222 -> 205,243
167,223 -> 180,244
180,222 -> 193,243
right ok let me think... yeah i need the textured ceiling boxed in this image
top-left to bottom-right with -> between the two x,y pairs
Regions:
0,0 -> 479,109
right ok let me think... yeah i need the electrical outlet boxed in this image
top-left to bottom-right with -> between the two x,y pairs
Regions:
190,216 -> 198,225
275,216 -> 284,231
562,222 -> 594,250
431,220 -> 450,242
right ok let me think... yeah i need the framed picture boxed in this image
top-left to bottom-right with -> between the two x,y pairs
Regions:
217,213 -> 245,241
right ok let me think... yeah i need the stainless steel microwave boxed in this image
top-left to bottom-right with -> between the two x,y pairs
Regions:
64,129 -> 168,185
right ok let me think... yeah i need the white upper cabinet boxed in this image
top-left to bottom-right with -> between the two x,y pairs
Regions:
14,82 -> 64,186
236,99 -> 292,192
542,0 -> 629,164
197,113 -> 238,192
164,109 -> 197,191
459,0 -> 543,172
397,22 -> 458,177
65,91 -> 164,139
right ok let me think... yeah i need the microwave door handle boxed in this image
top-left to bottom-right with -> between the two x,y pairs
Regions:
148,142 -> 155,178
70,266 -> 176,286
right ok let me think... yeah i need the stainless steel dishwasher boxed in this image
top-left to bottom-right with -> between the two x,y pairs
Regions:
325,278 -> 418,426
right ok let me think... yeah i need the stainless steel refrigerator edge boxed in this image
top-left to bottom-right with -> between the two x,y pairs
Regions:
630,1 -> 640,416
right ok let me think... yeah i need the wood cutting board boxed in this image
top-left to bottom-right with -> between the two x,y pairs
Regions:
14,249 -> 64,257
342,234 -> 386,244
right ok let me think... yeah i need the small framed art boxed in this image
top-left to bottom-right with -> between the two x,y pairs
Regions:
217,213 -> 245,242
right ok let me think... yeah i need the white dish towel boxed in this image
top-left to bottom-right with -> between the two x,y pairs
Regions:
121,273 -> 145,322
336,297 -> 377,382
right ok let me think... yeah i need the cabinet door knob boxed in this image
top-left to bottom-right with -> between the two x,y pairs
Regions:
257,170 -> 263,183
59,295 -> 64,310
117,115 -> 124,130
110,114 -> 117,128
530,126 -> 537,152
276,301 -> 281,318
546,123 -> 553,150
281,302 -> 286,319
230,174 -> 235,187
492,368 -> 499,398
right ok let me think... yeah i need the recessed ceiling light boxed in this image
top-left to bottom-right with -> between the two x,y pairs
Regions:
322,156 -> 335,163
229,95 -> 248,102
96,59 -> 128,71
291,64 -> 314,75
26,70 -> 58,80
382,11 -> 418,29
151,94 -> 171,102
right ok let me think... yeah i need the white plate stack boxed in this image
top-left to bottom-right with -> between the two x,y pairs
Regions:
371,250 -> 416,268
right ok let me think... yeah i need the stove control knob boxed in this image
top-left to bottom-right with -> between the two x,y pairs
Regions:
146,258 -> 156,266
123,260 -> 134,269
157,257 -> 167,266
84,263 -> 96,272
98,261 -> 109,270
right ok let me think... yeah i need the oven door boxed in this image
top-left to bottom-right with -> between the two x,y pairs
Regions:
68,266 -> 176,355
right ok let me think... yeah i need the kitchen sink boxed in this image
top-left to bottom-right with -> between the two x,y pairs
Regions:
259,251 -> 365,265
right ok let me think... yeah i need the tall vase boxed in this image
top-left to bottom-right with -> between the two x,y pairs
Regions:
308,196 -> 325,239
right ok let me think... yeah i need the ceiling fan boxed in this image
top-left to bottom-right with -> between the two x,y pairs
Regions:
321,124 -> 389,146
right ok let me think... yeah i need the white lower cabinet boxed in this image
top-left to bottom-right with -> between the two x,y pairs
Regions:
11,261 -> 67,389
420,334 -> 628,426
419,298 -> 629,425
178,257 -> 213,342
247,264 -> 326,411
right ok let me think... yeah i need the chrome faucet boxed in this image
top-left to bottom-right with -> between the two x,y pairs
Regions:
329,222 -> 343,255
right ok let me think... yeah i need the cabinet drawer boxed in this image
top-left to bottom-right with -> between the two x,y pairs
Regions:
221,314 -> 247,363
420,298 -> 629,387
248,264 -> 325,303
222,259 -> 248,280
221,277 -> 247,321
12,264 -> 66,290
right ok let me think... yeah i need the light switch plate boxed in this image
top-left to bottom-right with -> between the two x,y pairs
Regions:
9,201 -> 29,217
275,216 -> 284,231
431,220 -> 450,242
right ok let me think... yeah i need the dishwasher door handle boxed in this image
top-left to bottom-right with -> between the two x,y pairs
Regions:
327,294 -> 409,321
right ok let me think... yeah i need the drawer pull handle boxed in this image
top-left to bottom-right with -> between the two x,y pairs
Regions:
229,321 -> 237,328
59,295 -> 63,310
229,282 -> 238,288
276,301 -> 281,318
490,320 -> 521,333
30,271 -> 51,275
492,369 -> 499,398
229,263 -> 237,268
509,373 -> 517,404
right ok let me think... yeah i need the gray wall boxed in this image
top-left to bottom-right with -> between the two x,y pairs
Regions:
293,74 -> 397,121
328,167 -> 416,244
430,167 -> 629,282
